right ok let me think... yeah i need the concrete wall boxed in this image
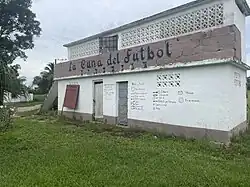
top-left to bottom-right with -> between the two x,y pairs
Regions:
58,62 -> 247,133
55,25 -> 241,79
58,0 -> 249,143
119,0 -> 225,49
233,0 -> 246,63
224,0 -> 246,63
228,65 -> 247,129
4,93 -> 34,103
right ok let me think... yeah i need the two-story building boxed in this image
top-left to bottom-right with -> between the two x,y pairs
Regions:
54,0 -> 250,143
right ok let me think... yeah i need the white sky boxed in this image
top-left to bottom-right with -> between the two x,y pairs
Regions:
16,0 -> 250,84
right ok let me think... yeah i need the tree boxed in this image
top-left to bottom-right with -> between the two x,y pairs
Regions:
247,77 -> 250,90
43,62 -> 54,90
0,0 -> 42,105
1,63 -> 29,100
32,63 -> 54,94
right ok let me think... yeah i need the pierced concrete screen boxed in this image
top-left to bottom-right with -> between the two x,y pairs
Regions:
63,85 -> 80,109
69,39 -> 99,60
157,73 -> 181,88
121,3 -> 224,48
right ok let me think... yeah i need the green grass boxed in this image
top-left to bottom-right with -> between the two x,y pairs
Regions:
33,94 -> 46,102
1,115 -> 250,187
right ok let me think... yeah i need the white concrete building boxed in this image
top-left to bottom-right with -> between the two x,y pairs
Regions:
4,92 -> 34,104
54,0 -> 250,143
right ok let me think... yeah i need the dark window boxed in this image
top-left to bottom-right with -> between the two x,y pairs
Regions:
99,35 -> 118,53
63,85 -> 80,109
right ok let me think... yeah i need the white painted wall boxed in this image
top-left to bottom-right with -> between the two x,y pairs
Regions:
224,0 -> 246,63
234,0 -> 246,63
58,80 -> 93,114
58,63 -> 247,132
4,93 -> 34,103
227,65 -> 247,129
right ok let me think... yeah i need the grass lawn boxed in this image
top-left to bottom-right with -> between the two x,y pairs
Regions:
1,115 -> 250,186
33,94 -> 46,102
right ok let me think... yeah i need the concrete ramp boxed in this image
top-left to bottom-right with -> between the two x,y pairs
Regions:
40,81 -> 58,112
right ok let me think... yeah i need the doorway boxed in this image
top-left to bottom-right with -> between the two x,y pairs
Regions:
93,81 -> 103,120
118,82 -> 128,126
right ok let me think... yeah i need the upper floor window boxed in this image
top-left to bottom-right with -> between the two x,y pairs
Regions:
99,35 -> 118,54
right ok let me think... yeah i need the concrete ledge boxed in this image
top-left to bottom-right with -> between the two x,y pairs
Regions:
17,104 -> 42,113
128,119 -> 248,143
229,120 -> 248,138
128,119 -> 230,143
103,115 -> 117,125
59,111 -> 93,121
59,111 -> 248,143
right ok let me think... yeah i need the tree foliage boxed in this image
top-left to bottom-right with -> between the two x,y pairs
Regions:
0,63 -> 30,101
33,63 -> 54,94
0,0 -> 41,105
247,77 -> 250,90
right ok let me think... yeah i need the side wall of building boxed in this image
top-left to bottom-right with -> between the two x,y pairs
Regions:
225,0 -> 246,62
228,65 -> 247,130
58,63 -> 247,134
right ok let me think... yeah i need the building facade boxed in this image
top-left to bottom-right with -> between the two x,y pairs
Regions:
54,0 -> 250,143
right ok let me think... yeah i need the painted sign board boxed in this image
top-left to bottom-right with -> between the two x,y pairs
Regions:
55,25 -> 241,79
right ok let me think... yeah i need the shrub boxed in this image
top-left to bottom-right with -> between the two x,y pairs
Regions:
0,105 -> 15,131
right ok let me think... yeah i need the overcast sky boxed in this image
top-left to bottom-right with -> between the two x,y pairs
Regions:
17,0 -> 250,84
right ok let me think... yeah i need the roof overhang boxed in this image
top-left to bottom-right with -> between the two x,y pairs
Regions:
236,0 -> 250,16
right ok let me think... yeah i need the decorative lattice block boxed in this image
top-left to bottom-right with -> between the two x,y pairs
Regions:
121,3 -> 224,48
157,73 -> 181,88
69,39 -> 99,60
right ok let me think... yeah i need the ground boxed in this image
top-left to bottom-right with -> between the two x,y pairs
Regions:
0,93 -> 250,186
1,114 -> 250,187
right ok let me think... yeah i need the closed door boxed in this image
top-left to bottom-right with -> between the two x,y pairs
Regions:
118,82 -> 128,126
94,82 -> 103,119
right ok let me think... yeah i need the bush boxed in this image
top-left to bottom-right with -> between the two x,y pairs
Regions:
0,106 -> 15,131
33,94 -> 46,102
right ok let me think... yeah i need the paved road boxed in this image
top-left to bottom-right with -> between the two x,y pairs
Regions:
17,104 -> 42,113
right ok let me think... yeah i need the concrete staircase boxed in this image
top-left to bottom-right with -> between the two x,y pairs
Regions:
40,81 -> 58,112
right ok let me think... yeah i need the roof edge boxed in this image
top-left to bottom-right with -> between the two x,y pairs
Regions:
63,0 -> 215,48
236,0 -> 250,16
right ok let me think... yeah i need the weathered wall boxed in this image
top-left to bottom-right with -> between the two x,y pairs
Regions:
233,0 -> 246,63
58,62 -> 247,133
223,0 -> 246,63
55,25 -> 241,79
4,93 -> 34,104
227,66 -> 247,130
